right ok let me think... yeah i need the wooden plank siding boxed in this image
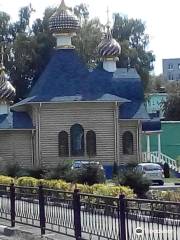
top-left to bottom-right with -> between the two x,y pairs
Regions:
0,131 -> 33,167
38,102 -> 116,167
119,120 -> 139,163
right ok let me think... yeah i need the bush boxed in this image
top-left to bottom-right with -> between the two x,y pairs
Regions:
75,164 -> 106,185
2,163 -> 22,177
163,162 -> 170,178
176,156 -> 180,168
91,184 -> 135,198
0,175 -> 14,185
148,190 -> 180,202
0,175 -> 135,198
28,167 -> 46,179
16,177 -> 39,187
44,161 -> 72,180
120,171 -> 150,198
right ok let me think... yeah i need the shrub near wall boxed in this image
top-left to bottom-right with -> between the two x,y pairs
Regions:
0,176 -> 135,198
0,176 -> 14,185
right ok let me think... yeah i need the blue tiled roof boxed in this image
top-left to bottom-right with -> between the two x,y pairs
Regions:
29,49 -> 89,101
119,102 -> 149,119
0,111 -> 33,129
13,48 -> 158,124
142,119 -> 161,132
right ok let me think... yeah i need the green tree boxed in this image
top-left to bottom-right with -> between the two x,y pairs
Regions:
0,4 -> 155,100
163,94 -> 180,120
147,74 -> 165,93
10,7 -> 55,100
74,3 -> 89,24
73,18 -> 103,67
112,14 -> 155,89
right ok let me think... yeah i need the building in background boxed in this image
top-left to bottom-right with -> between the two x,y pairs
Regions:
145,93 -> 168,119
163,58 -> 180,81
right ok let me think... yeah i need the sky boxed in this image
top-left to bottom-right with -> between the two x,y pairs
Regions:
0,0 -> 180,75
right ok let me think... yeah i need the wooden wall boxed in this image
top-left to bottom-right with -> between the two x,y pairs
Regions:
119,120 -> 140,163
37,102 -> 116,167
0,130 -> 33,168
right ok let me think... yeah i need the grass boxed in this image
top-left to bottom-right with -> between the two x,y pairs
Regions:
164,178 -> 180,183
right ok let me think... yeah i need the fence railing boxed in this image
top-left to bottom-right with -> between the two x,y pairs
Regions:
0,184 -> 179,240
142,151 -> 179,172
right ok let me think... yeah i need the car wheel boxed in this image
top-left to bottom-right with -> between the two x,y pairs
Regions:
158,180 -> 164,186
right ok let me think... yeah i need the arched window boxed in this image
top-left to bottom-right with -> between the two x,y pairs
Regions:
122,131 -> 134,155
70,124 -> 84,156
86,130 -> 96,156
58,131 -> 69,157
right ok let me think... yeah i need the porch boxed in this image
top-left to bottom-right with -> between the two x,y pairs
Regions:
142,131 -> 180,175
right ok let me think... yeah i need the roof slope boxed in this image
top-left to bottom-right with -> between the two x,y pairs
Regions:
13,49 -> 150,121
0,111 -> 33,129
29,49 -> 88,101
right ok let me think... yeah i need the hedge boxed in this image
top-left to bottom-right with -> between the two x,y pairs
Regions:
0,175 -> 135,198
148,190 -> 180,202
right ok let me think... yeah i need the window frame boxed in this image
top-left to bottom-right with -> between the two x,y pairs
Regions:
58,131 -> 69,157
122,131 -> 134,155
86,130 -> 97,157
70,124 -> 85,156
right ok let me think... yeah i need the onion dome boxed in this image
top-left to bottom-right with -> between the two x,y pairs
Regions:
98,26 -> 121,57
49,0 -> 80,34
0,63 -> 16,102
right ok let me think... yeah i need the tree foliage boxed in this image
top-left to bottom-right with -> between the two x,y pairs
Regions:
113,14 -> 155,89
0,4 -> 155,101
163,94 -> 180,120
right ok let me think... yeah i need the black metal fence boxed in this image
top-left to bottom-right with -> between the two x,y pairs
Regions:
0,184 -> 179,240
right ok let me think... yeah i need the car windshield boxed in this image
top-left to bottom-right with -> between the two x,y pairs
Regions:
143,164 -> 162,171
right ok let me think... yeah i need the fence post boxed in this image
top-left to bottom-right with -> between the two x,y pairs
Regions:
10,183 -> 15,227
39,184 -> 45,235
119,194 -> 126,240
73,189 -> 81,240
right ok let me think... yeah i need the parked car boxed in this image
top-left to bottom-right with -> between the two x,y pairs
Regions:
136,163 -> 164,185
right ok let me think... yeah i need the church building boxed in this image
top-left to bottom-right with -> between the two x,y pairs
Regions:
0,0 -> 160,178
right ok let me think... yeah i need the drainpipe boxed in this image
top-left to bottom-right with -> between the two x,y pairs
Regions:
158,133 -> 161,162
35,106 -> 39,167
114,103 -> 117,165
31,129 -> 35,166
146,134 -> 151,162
116,102 -> 120,167
137,120 -> 142,163
38,103 -> 42,166
114,102 -> 120,179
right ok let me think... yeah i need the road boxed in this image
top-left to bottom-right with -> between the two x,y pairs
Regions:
0,235 -> 17,240
150,182 -> 180,190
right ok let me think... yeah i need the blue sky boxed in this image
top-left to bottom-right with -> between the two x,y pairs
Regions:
1,0 -> 180,75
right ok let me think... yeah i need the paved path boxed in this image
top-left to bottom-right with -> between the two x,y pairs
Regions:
150,182 -> 180,190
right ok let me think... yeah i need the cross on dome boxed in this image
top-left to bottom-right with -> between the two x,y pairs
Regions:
49,0 -> 80,34
97,9 -> 121,58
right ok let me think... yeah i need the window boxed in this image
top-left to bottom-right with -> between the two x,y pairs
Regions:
122,131 -> 134,155
86,130 -> 96,156
70,124 -> 84,156
178,64 -> 180,69
168,74 -> 174,80
58,131 -> 69,156
168,64 -> 173,70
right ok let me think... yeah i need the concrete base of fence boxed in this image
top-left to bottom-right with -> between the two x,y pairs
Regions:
0,220 -> 74,240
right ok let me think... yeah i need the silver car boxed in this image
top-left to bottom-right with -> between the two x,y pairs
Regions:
136,163 -> 164,185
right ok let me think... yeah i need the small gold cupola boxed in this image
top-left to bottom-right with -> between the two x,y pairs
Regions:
49,0 -> 80,49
